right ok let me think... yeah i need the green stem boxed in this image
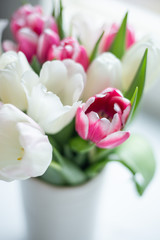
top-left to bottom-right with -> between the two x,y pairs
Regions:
49,161 -> 62,172
88,145 -> 97,163
92,148 -> 114,162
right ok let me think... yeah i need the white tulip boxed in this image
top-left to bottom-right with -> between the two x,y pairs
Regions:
122,35 -> 160,91
0,104 -> 52,181
83,52 -> 122,101
71,14 -> 104,56
0,51 -> 31,110
22,59 -> 86,134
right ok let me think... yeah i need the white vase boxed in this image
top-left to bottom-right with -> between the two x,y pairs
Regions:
20,168 -> 108,240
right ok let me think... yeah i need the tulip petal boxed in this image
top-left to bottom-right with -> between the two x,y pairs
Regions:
75,45 -> 89,71
83,52 -> 122,101
40,60 -> 68,94
17,27 -> 38,62
37,29 -> 60,63
17,122 -> 52,177
46,101 -> 81,134
24,80 -> 80,134
0,51 -> 31,71
76,106 -> 89,140
0,51 -> 18,69
97,131 -> 130,149
40,59 -> 85,105
27,13 -> 44,35
87,111 -> 99,139
88,114 -> 110,143
108,113 -> 122,134
0,68 -> 27,110
122,105 -> 131,126
0,51 -> 31,110
22,70 -> 40,96
62,60 -> 86,104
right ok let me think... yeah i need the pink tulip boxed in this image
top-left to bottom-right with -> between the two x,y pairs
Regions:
27,14 -> 58,36
10,4 -> 58,39
76,88 -> 131,149
44,16 -> 58,34
37,29 -> 60,63
11,4 -> 43,40
26,13 -> 45,35
100,24 -> 136,53
47,37 -> 89,71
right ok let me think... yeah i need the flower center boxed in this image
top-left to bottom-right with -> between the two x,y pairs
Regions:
98,110 -> 112,121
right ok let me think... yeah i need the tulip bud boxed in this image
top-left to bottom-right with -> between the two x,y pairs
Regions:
100,23 -> 136,52
37,29 -> 60,63
83,52 -> 122,101
11,4 -> 43,40
47,37 -> 89,71
26,13 -> 45,35
76,88 -> 131,149
122,35 -> 160,91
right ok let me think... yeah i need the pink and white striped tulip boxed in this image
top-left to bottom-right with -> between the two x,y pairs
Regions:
11,4 -> 43,40
27,13 -> 58,36
76,88 -> 131,149
100,23 -> 136,52
0,103 -> 52,181
47,37 -> 89,71
10,4 -> 58,39
37,29 -> 60,63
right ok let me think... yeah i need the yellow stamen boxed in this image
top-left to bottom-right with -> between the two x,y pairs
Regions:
17,147 -> 24,161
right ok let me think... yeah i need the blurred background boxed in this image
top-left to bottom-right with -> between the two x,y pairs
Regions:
0,0 -> 160,240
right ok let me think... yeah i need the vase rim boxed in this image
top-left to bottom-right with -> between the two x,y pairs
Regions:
25,166 -> 108,192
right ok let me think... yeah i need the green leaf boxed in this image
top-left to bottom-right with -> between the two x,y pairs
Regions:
85,134 -> 156,195
56,0 -> 65,39
52,1 -> 56,18
70,136 -> 95,154
53,148 -> 87,185
125,87 -> 138,128
115,134 -> 156,195
109,12 -> 128,59
90,31 -> 104,62
124,49 -> 148,113
31,56 -> 41,75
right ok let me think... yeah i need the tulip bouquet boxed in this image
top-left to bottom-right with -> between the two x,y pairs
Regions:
0,0 -> 159,195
